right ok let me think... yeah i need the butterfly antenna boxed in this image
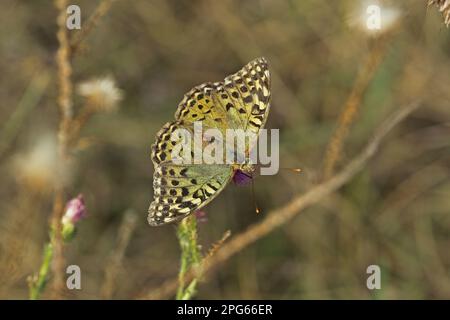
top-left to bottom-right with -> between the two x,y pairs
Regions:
251,176 -> 260,214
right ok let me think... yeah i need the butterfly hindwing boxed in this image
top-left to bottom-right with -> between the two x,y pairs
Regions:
149,121 -> 233,225
148,163 -> 233,226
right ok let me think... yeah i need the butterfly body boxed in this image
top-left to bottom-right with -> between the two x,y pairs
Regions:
148,57 -> 271,226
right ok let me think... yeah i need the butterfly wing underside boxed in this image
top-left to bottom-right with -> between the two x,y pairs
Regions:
148,57 -> 271,226
148,122 -> 233,226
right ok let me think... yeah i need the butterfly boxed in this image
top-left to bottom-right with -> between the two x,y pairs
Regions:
148,57 -> 271,226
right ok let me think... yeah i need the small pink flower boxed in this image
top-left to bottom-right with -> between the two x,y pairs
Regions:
62,194 -> 86,226
195,210 -> 208,223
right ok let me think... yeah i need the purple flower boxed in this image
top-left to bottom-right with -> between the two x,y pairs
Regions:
62,194 -> 86,226
232,170 -> 253,186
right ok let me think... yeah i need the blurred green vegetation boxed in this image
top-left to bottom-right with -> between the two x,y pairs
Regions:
0,0 -> 449,299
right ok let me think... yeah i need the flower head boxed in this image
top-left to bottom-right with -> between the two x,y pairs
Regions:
232,169 -> 253,186
194,210 -> 208,223
62,194 -> 86,226
61,194 -> 86,241
77,76 -> 123,112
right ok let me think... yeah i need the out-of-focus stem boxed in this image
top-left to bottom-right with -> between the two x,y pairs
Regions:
176,217 -> 202,300
322,36 -> 389,180
51,0 -> 73,298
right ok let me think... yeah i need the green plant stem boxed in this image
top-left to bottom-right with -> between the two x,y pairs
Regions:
29,239 -> 54,300
176,216 -> 202,300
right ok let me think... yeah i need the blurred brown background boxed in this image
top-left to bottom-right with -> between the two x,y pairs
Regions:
0,0 -> 450,299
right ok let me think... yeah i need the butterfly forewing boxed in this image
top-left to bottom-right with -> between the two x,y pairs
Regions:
175,84 -> 232,130
174,57 -> 271,136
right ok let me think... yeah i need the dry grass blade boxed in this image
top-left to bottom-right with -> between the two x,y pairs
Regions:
0,70 -> 50,158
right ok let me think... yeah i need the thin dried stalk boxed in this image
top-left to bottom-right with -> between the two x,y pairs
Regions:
31,0 -> 118,300
70,0 -> 117,54
322,36 -> 389,180
50,0 -> 73,298
205,230 -> 232,261
139,102 -> 420,300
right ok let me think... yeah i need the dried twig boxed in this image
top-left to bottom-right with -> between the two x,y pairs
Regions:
139,102 -> 420,300
205,230 -> 232,261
